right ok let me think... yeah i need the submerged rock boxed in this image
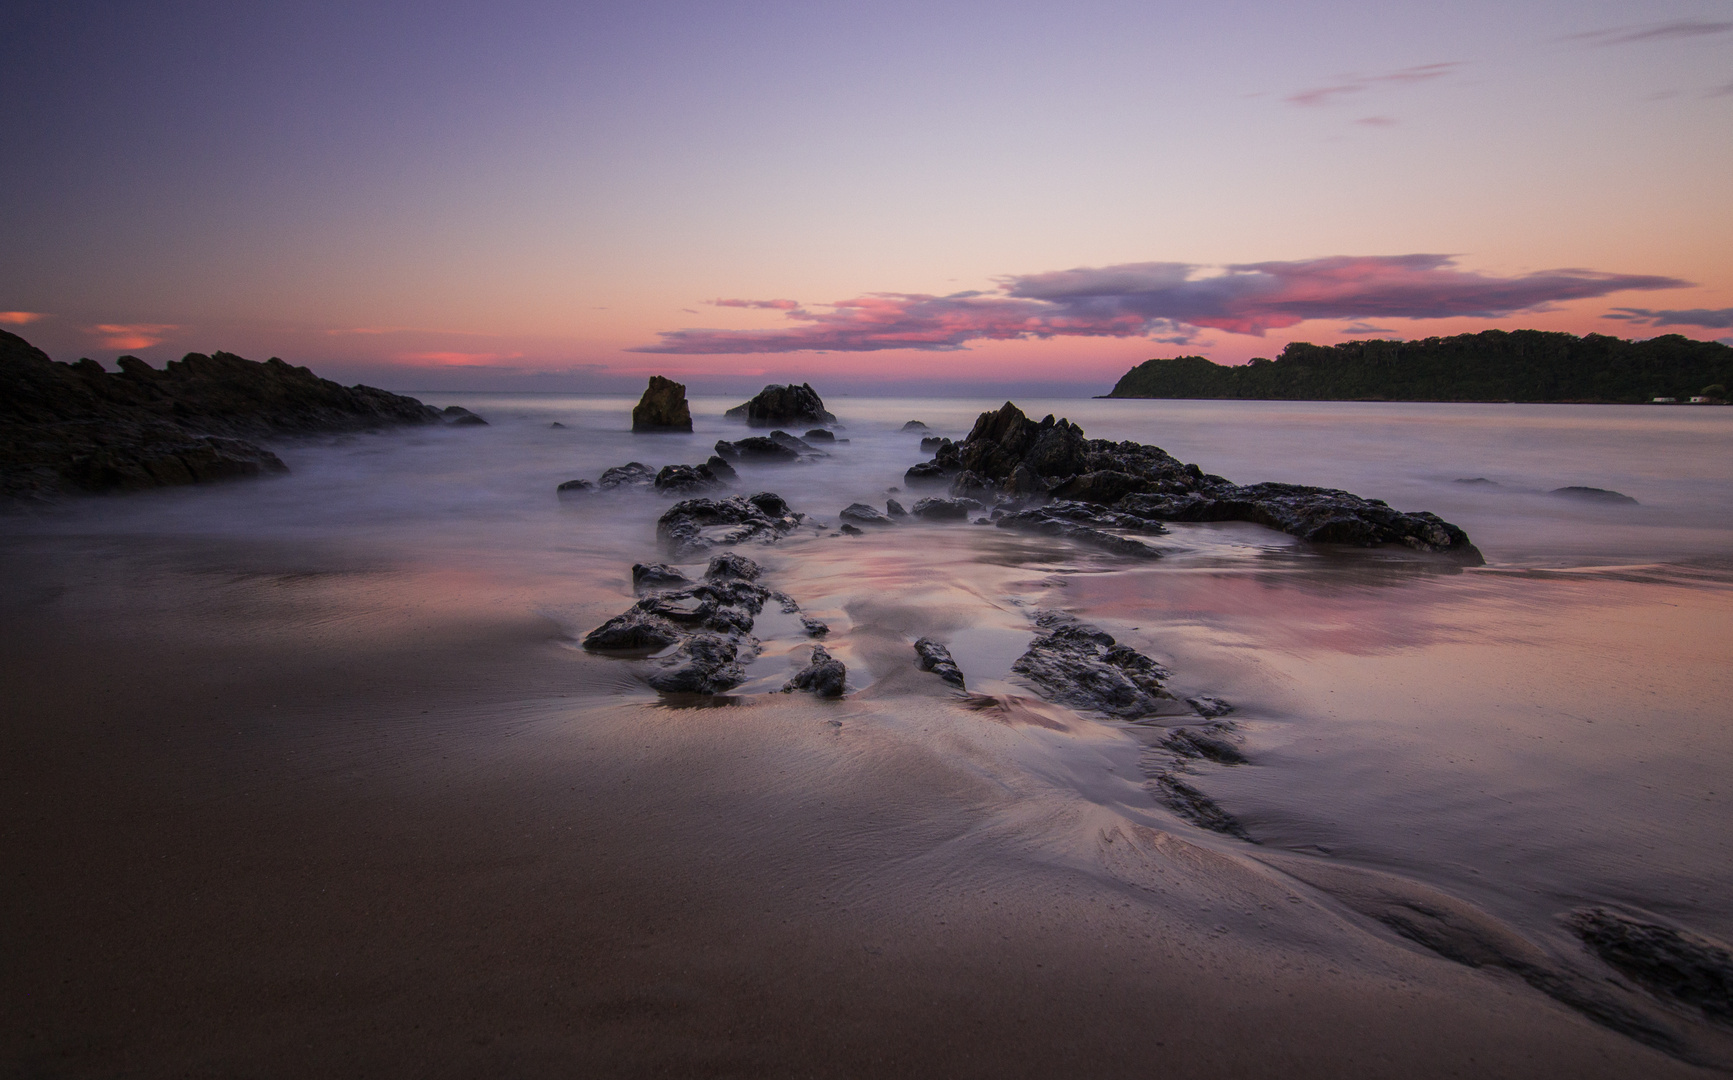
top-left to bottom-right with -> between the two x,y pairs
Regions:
803,428 -> 835,442
713,436 -> 800,463
632,563 -> 690,593
632,375 -> 693,432
1187,695 -> 1234,719
1156,775 -> 1254,841
1550,486 -> 1639,505
1161,724 -> 1247,765
724,383 -> 837,427
1010,612 -> 1172,719
913,638 -> 965,688
994,505 -> 1164,558
646,632 -> 747,694
783,644 -> 847,697
556,478 -> 595,498
839,523 -> 863,536
1568,909 -> 1733,1022
800,615 -> 830,637
598,462 -> 657,489
656,493 -> 804,557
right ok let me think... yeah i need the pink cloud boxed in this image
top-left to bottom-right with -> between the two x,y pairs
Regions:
90,323 -> 177,350
711,298 -> 801,310
634,255 -> 1688,353
0,311 -> 48,326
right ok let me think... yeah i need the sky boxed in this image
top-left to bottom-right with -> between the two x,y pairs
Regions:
2,0 -> 1730,395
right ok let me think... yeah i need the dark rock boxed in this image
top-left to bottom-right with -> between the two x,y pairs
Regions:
949,470 -> 997,500
904,461 -> 952,486
1009,612 -> 1171,719
705,553 -> 762,581
803,428 -> 835,442
441,405 -> 488,425
1568,909 -> 1733,1022
632,375 -> 693,432
800,615 -> 830,637
713,436 -> 800,462
1454,477 -> 1497,485
656,493 -> 803,557
994,506 -> 1163,559
582,609 -> 682,652
783,644 -> 847,697
653,463 -> 724,494
724,383 -> 837,427
913,638 -> 965,688
646,633 -> 747,694
1162,725 -> 1247,765
1187,695 -> 1234,719
901,420 -> 930,431
909,497 -> 971,521
1156,775 -> 1254,841
885,498 -> 907,518
839,524 -> 863,536
747,491 -> 790,517
632,563 -> 690,593
839,502 -> 896,526
768,430 -> 824,455
920,436 -> 945,452
549,421 -> 566,428
705,455 -> 739,482
598,462 -> 657,489
1550,486 -> 1639,505
0,330 -> 442,500
556,478 -> 595,497
1118,483 -> 1473,553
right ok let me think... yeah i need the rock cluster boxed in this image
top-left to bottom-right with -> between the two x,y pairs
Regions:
724,383 -> 837,427
0,330 -> 450,501
656,492 -> 806,557
631,375 -> 693,432
713,430 -> 826,463
903,401 -> 1479,556
1009,611 -> 1173,719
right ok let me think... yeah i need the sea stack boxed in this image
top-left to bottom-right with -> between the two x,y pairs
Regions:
724,383 -> 836,427
632,375 -> 694,432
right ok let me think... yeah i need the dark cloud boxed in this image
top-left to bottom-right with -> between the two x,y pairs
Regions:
634,256 -> 1689,354
1286,62 -> 1459,107
1564,20 -> 1733,47
1605,306 -> 1733,329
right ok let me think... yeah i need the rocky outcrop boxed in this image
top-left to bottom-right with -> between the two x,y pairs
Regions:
1010,611 -> 1173,719
656,492 -> 805,557
783,644 -> 846,697
913,638 -> 965,688
0,330 -> 445,501
724,383 -> 836,427
714,430 -> 825,463
902,401 -> 1479,557
632,375 -> 693,432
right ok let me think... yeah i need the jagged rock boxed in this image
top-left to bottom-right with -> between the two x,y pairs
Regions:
913,638 -> 965,688
582,609 -> 682,651
804,428 -> 835,442
901,420 -> 929,431
705,455 -> 739,482
839,502 -> 896,526
800,615 -> 830,637
653,463 -> 724,494
713,436 -> 799,462
724,383 -> 837,427
646,633 -> 747,693
632,375 -> 693,432
598,462 -> 657,489
1009,612 -> 1171,719
1568,909 -> 1733,1022
1187,695 -> 1233,719
705,553 -> 761,581
783,644 -> 847,697
656,493 -> 803,557
0,330 -> 442,500
902,401 -> 1480,558
556,478 -> 595,498
1550,486 -> 1638,505
909,497 -> 971,521
441,405 -> 488,425
885,498 -> 907,518
632,563 -> 690,593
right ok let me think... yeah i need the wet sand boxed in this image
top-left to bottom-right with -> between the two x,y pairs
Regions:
2,533 -> 1719,1078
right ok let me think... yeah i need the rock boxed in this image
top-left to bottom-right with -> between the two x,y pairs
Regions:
1550,486 -> 1638,505
913,638 -> 965,688
803,428 -> 835,442
705,552 -> 762,581
1161,724 -> 1247,764
0,330 -> 443,501
783,644 -> 847,697
1155,775 -> 1253,841
904,461 -> 952,486
994,506 -> 1163,558
656,493 -> 803,557
901,420 -> 930,431
919,436 -> 945,452
1567,909 -> 1733,1022
653,463 -> 724,494
1009,612 -> 1171,719
839,502 -> 896,526
885,498 -> 907,518
556,478 -> 595,497
713,436 -> 800,463
632,375 -> 693,432
1454,477 -> 1497,485
1117,483 -> 1474,553
800,615 -> 830,637
1187,695 -> 1234,719
441,405 -> 488,425
582,609 -> 683,651
632,563 -> 690,593
908,497 -> 971,521
646,632 -> 747,694
839,524 -> 863,536
549,421 -> 566,428
705,455 -> 739,482
598,462 -> 657,489
724,383 -> 837,427
768,430 -> 824,455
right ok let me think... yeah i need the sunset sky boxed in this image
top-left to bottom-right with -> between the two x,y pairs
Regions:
3,0 -> 1730,394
